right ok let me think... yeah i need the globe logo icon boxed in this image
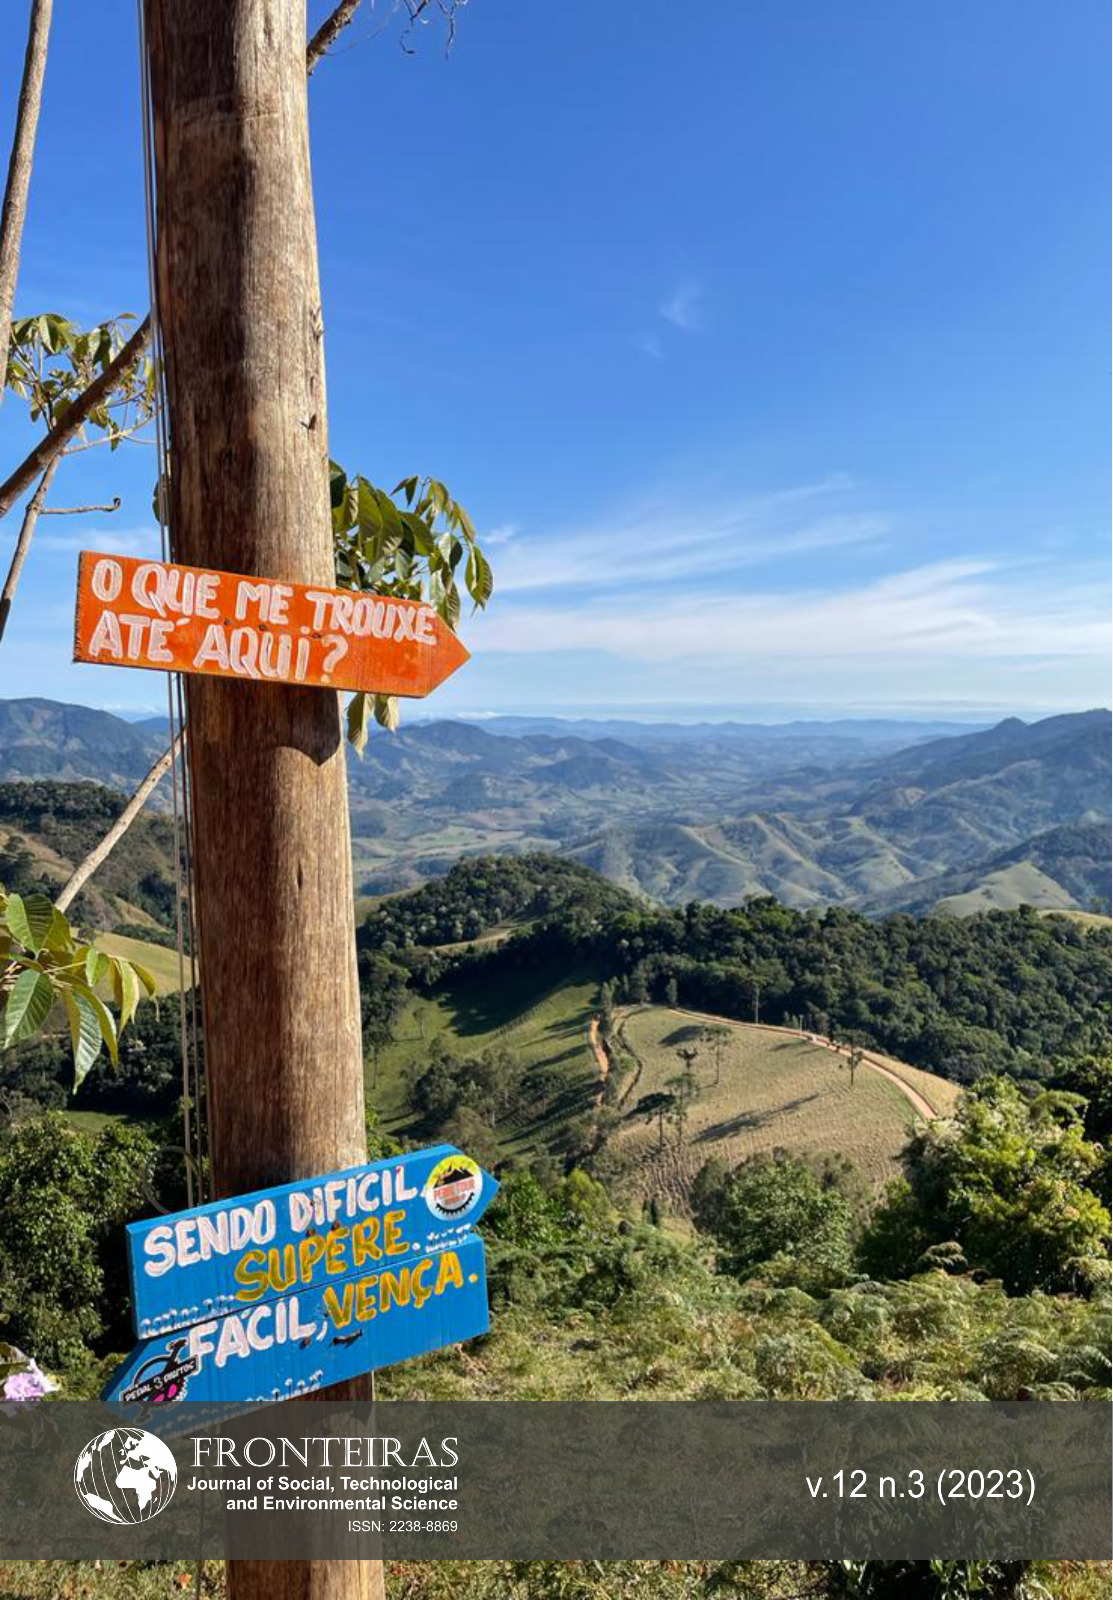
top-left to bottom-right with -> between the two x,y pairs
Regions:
74,1428 -> 178,1523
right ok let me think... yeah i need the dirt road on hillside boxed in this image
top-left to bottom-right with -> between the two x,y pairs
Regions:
668,1005 -> 943,1121
588,1017 -> 609,1090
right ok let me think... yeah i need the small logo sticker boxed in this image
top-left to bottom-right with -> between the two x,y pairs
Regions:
119,1338 -> 198,1406
425,1154 -> 482,1222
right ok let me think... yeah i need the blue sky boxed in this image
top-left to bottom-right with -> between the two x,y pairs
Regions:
0,0 -> 1109,720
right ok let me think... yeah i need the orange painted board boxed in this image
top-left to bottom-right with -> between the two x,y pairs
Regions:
73,551 -> 469,697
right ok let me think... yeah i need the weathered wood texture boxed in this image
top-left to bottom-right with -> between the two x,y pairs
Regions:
144,0 -> 365,1194
143,3 -> 378,1596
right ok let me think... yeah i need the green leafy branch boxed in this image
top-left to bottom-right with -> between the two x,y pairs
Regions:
0,887 -> 157,1088
6,311 -> 155,449
329,463 -> 494,753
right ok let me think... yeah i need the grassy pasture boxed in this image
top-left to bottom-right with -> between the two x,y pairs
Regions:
368,962 -> 601,1161
95,931 -> 185,995
1040,908 -> 1113,928
612,1008 -> 961,1211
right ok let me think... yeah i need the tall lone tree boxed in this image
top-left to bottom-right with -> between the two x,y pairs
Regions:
145,3 -> 376,1598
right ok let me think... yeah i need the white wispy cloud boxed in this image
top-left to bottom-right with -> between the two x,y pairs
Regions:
490,475 -> 881,595
472,558 -> 1110,666
483,522 -> 521,547
36,524 -> 161,557
659,281 -> 703,331
634,331 -> 665,360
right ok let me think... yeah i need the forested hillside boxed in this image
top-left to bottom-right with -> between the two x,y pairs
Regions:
0,780 -> 179,931
361,855 -> 1111,1084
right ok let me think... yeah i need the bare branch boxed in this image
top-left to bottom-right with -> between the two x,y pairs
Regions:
0,314 -> 150,521
62,422 -> 155,454
0,451 -> 58,641
2,19 -> 367,521
307,0 -> 365,72
0,0 -> 55,393
400,0 -> 466,55
40,496 -> 121,515
55,733 -> 184,914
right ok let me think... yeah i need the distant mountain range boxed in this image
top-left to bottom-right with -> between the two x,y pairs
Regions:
0,697 -> 1108,918
0,699 -> 165,790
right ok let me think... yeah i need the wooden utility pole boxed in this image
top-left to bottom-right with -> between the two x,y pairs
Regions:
144,4 -> 379,1598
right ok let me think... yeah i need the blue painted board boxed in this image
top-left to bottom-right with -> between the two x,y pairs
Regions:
127,1145 -> 497,1339
105,1232 -> 490,1409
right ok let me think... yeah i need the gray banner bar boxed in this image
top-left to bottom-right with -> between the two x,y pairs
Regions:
3,1400 -> 1108,1559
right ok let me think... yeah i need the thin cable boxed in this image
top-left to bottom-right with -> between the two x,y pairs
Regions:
135,0 -> 204,1207
136,28 -> 212,1600
175,666 -> 210,1195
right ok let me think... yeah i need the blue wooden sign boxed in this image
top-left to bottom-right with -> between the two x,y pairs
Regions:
104,1146 -> 497,1410
104,1233 -> 490,1408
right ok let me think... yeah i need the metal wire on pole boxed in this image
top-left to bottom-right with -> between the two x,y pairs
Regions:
135,0 -> 207,1211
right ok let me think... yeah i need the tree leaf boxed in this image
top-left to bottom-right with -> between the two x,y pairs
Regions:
70,982 -> 118,1066
346,692 -> 373,757
116,960 -> 141,1033
2,969 -> 55,1048
85,947 -> 109,988
4,892 -> 55,955
465,546 -> 494,607
454,501 -> 478,541
373,694 -> 400,732
129,960 -> 160,999
356,478 -> 383,539
440,582 -> 461,629
63,987 -> 103,1088
401,512 -> 434,555
44,907 -> 74,955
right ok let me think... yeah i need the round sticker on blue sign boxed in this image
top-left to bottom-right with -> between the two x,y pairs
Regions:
425,1154 -> 482,1222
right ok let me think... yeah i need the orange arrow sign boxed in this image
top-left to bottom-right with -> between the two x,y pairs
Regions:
73,551 -> 469,697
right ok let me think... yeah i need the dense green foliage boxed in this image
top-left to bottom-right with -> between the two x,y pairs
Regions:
607,898 -> 1108,1084
689,1083 -> 1110,1301
360,853 -> 633,954
0,1113 -> 161,1369
859,1081 -> 1109,1295
0,985 -> 189,1120
331,466 -> 493,745
6,1557 -> 1108,1600
691,1152 -> 857,1291
393,1170 -> 1110,1404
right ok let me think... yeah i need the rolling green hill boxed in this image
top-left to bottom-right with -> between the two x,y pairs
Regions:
857,823 -> 1112,918
0,699 -> 164,789
369,964 -> 602,1164
568,812 -> 925,909
611,1008 -> 960,1208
